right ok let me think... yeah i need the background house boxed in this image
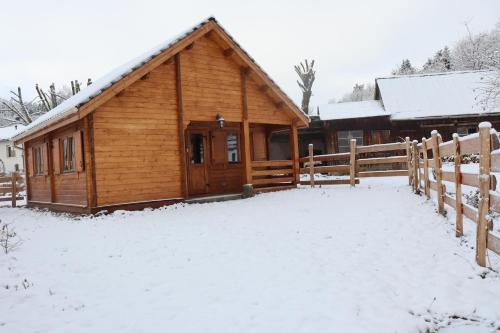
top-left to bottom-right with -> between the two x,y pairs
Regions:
299,70 -> 500,155
0,125 -> 24,174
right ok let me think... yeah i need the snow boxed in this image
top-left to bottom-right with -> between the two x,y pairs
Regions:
377,70 -> 497,120
1,177 -> 499,332
317,100 -> 388,120
479,121 -> 492,129
0,125 -> 24,141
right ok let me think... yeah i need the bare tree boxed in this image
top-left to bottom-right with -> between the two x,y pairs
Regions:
0,79 -> 91,126
295,59 -> 316,114
0,87 -> 44,126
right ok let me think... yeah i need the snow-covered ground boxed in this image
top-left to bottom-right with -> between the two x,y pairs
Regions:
1,177 -> 499,333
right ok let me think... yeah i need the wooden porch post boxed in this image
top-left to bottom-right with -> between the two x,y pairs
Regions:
240,68 -> 252,186
175,53 -> 188,198
290,122 -> 300,184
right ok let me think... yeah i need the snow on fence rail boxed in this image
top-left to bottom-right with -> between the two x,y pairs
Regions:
0,172 -> 25,207
410,122 -> 500,267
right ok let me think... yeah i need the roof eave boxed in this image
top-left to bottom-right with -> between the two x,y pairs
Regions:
13,107 -> 79,144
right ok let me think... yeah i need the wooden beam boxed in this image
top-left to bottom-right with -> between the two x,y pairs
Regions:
175,52 -> 188,198
140,73 -> 150,81
84,115 -> 97,208
185,42 -> 194,50
274,101 -> 284,109
241,66 -> 251,75
223,48 -> 234,57
259,85 -> 269,92
242,121 -> 252,185
290,123 -> 300,184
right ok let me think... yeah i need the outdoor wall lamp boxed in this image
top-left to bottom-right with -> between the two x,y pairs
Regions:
216,113 -> 225,128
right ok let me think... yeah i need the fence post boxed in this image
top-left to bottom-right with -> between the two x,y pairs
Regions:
308,143 -> 315,188
405,137 -> 412,186
412,140 -> 419,193
431,130 -> 445,214
11,172 -> 17,208
476,122 -> 491,267
452,134 -> 463,237
421,137 -> 430,198
350,139 -> 357,187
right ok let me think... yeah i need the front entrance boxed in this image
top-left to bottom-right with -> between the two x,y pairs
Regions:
186,124 -> 243,197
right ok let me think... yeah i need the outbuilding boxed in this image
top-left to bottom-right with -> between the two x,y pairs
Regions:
13,17 -> 309,213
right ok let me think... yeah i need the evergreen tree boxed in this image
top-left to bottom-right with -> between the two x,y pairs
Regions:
391,59 -> 416,75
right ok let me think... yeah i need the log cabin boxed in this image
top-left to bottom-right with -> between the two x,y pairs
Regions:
298,70 -> 500,155
13,17 -> 309,213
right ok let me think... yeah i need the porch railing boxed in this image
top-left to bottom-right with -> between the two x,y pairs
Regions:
251,160 -> 294,190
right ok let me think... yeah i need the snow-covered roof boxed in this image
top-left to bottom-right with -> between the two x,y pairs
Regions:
318,100 -> 388,120
317,70 -> 498,122
0,125 -> 24,141
376,70 -> 497,120
12,17 -> 306,142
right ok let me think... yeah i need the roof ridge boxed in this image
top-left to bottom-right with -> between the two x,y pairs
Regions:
375,69 -> 493,81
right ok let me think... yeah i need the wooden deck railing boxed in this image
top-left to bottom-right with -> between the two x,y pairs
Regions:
0,172 -> 25,207
409,122 -> 500,267
251,160 -> 295,191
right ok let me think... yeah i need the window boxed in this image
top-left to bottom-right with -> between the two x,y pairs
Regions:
6,146 -> 15,157
190,134 -> 204,164
457,127 -> 477,137
62,136 -> 75,172
337,130 -> 363,153
227,133 -> 239,163
34,146 -> 44,175
14,164 -> 19,172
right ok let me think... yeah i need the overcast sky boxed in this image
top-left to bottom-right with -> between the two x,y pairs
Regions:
0,0 -> 499,108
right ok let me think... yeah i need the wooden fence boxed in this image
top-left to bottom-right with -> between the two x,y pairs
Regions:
301,122 -> 500,267
409,122 -> 500,267
0,172 -> 25,207
300,140 -> 409,187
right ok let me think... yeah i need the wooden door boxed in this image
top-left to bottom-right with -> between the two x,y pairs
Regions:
187,130 -> 209,195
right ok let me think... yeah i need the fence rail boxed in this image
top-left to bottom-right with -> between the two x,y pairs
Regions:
0,172 -> 25,207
